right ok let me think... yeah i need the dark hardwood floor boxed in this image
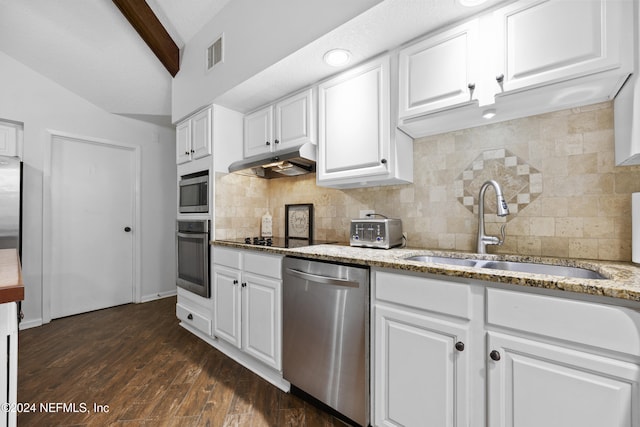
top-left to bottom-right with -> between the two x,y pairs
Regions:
17,297 -> 347,426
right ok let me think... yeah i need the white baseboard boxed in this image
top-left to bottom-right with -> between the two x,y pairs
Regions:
140,289 -> 177,303
19,318 -> 43,330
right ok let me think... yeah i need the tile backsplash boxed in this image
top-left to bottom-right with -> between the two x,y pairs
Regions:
216,101 -> 640,262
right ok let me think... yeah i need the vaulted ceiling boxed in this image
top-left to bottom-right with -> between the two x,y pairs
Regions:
0,0 -> 230,127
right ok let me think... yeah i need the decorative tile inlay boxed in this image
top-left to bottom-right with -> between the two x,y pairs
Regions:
455,149 -> 542,217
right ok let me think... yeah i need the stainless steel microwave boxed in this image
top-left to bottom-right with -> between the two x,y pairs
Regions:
179,171 -> 208,213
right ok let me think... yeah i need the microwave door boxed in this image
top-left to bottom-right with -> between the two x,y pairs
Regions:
179,177 -> 208,213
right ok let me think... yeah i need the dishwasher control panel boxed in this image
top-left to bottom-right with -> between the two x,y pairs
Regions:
350,218 -> 403,249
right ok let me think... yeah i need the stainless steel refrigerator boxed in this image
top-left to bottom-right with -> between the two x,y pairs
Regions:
0,156 -> 21,256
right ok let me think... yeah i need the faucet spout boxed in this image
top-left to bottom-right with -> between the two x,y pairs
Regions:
476,180 -> 510,254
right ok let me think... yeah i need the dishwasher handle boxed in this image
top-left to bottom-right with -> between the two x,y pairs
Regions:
285,268 -> 360,288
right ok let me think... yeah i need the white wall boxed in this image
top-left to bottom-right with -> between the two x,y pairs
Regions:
172,0 -> 382,122
0,51 -> 177,328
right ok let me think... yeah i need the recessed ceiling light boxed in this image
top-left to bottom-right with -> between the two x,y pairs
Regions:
323,49 -> 351,67
482,108 -> 497,119
458,0 -> 489,7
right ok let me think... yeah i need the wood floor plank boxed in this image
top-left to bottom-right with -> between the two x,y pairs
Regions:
18,297 -> 350,426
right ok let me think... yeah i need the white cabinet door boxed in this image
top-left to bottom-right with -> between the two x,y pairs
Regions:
244,106 -> 274,158
494,0 -> 627,94
190,107 -> 212,160
0,124 -> 18,158
176,120 -> 191,164
398,20 -> 479,119
275,89 -> 315,150
212,265 -> 242,348
487,332 -> 640,427
318,56 -> 390,183
242,272 -> 282,370
374,304 -> 470,427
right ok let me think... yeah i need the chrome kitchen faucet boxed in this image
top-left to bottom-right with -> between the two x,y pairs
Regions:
476,180 -> 510,254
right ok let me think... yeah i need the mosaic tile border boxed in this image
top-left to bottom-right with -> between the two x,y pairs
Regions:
455,149 -> 542,217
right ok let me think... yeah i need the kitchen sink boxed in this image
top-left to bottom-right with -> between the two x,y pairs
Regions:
479,260 -> 605,279
403,255 -> 606,280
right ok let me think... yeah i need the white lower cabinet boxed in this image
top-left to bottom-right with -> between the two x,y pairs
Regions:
373,270 -> 474,427
487,332 -> 639,427
212,247 -> 282,371
176,287 -> 212,336
375,305 -> 470,427
372,269 -> 640,427
486,287 -> 640,427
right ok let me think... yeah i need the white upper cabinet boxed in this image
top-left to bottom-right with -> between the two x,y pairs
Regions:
494,0 -> 627,94
317,55 -> 412,188
398,0 -> 633,139
176,107 -> 212,164
398,20 -> 480,119
614,0 -> 640,166
275,89 -> 315,149
243,89 -> 315,158
0,122 -> 20,158
243,105 -> 274,158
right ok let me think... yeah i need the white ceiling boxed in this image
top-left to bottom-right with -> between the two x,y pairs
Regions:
0,0 -> 509,127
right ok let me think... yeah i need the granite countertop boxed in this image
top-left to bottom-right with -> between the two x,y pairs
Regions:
212,240 -> 640,303
0,248 -> 24,304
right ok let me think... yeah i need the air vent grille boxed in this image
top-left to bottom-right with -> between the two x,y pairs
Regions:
206,35 -> 223,70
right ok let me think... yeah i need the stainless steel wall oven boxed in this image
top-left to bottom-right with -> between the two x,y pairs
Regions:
176,220 -> 210,298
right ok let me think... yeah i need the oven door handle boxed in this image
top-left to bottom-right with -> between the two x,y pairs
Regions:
285,268 -> 359,288
176,232 -> 208,239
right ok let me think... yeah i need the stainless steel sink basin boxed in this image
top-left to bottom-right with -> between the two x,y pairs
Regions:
479,260 -> 605,279
404,255 -> 477,267
403,255 -> 606,280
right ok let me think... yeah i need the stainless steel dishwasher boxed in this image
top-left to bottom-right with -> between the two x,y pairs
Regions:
283,256 -> 370,427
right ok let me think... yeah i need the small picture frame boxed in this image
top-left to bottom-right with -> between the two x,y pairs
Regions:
285,203 -> 313,243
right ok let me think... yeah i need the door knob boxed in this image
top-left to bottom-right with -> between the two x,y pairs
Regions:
490,350 -> 501,361
455,341 -> 465,352
124,227 -> 132,232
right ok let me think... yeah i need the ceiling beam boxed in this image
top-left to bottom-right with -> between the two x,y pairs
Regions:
112,0 -> 179,77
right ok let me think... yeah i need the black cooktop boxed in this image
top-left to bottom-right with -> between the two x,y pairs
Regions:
222,237 -> 337,249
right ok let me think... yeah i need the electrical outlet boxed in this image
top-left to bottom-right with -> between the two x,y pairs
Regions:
360,210 -> 374,218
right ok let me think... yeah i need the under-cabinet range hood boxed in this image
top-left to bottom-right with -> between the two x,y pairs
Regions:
228,143 -> 316,178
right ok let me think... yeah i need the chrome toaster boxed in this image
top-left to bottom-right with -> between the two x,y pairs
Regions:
350,218 -> 403,249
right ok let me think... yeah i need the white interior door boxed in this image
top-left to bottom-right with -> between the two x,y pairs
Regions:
50,136 -> 135,318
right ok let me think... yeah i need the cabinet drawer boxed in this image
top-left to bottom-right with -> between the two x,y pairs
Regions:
213,246 -> 241,269
375,270 -> 471,320
243,252 -> 282,279
177,303 -> 212,335
486,288 -> 640,357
